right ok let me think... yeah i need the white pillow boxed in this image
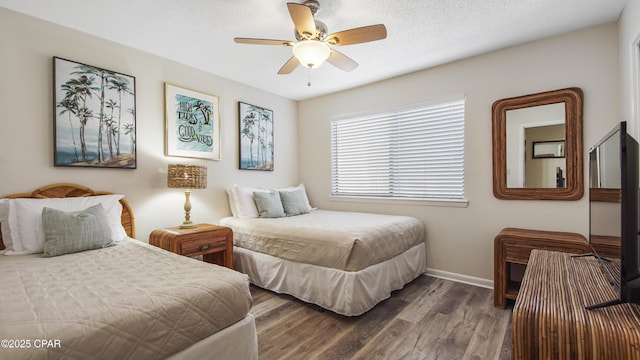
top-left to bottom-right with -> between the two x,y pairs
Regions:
5,195 -> 126,255
277,183 -> 314,211
232,185 -> 269,218
226,186 -> 238,217
0,199 -> 13,252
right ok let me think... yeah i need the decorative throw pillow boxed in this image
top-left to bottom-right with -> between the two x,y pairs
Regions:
42,204 -> 115,257
252,191 -> 285,218
277,184 -> 314,211
279,189 -> 310,216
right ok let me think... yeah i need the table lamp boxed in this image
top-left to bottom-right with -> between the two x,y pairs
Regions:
167,164 -> 207,228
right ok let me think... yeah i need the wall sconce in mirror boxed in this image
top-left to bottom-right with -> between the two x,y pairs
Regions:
492,87 -> 583,200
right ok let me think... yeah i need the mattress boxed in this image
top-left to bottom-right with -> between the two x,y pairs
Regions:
0,238 -> 253,360
220,209 -> 424,271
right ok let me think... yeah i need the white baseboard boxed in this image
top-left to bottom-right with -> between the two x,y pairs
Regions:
424,268 -> 493,289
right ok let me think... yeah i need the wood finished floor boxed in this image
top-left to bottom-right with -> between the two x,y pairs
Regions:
250,275 -> 513,360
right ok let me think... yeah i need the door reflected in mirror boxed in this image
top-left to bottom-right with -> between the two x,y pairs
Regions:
505,102 -> 566,189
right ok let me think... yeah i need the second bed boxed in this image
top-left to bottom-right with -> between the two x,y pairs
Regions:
220,209 -> 426,316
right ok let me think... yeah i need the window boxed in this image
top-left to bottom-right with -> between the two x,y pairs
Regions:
331,98 -> 465,201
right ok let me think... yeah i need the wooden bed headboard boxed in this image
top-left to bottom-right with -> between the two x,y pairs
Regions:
0,183 -> 136,250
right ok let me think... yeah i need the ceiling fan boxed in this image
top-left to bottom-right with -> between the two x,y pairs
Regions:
234,0 -> 387,75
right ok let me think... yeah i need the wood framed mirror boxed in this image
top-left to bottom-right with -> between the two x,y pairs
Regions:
492,87 -> 583,200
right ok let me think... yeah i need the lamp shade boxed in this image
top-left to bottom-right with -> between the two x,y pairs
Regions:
293,40 -> 330,69
167,164 -> 207,190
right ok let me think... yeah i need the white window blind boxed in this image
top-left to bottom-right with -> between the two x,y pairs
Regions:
331,98 -> 465,201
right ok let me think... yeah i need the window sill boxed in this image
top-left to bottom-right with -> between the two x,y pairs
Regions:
329,195 -> 469,208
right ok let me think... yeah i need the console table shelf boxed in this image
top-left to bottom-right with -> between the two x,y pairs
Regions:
494,227 -> 590,308
513,250 -> 640,359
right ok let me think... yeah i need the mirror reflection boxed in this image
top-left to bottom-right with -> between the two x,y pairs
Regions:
589,133 -> 620,189
505,103 -> 566,188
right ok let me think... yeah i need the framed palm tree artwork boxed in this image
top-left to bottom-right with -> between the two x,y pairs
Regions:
54,57 -> 136,168
164,83 -> 220,160
238,102 -> 274,171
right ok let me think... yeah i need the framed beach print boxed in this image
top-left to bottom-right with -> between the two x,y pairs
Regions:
165,83 -> 220,160
238,102 -> 274,171
54,57 -> 136,168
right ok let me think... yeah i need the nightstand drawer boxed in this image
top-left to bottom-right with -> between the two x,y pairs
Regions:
180,235 -> 228,257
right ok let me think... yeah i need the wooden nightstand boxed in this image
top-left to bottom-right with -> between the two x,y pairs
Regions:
149,224 -> 233,269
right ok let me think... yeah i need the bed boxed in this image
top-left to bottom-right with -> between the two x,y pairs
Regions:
220,184 -> 427,316
0,183 -> 258,360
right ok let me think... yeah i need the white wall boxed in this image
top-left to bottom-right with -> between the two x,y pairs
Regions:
0,6 -> 628,285
0,8 -> 299,241
620,0 -> 640,139
298,23 -> 620,284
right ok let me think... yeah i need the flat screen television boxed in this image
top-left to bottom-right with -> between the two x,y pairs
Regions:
586,121 -> 640,309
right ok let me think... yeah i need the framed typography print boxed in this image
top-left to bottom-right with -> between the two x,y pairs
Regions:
238,102 -> 274,171
54,57 -> 136,168
165,83 -> 220,160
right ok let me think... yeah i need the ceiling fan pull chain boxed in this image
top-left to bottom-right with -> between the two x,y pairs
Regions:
307,68 -> 312,86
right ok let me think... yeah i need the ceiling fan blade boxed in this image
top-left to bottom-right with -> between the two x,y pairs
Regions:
327,49 -> 358,72
324,24 -> 387,46
278,56 -> 300,74
287,2 -> 316,39
234,38 -> 294,46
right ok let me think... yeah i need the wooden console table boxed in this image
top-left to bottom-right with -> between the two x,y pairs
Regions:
512,250 -> 640,359
494,228 -> 590,308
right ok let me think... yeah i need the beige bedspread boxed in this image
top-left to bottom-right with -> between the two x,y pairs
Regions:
0,238 -> 252,360
220,210 -> 424,271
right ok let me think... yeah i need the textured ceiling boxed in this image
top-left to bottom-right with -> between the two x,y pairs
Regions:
0,0 -> 628,101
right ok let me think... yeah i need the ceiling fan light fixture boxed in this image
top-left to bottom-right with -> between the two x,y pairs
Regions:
292,40 -> 330,68
235,2 -> 387,75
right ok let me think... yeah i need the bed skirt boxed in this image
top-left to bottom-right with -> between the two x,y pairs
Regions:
234,243 -> 427,316
168,314 -> 257,360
